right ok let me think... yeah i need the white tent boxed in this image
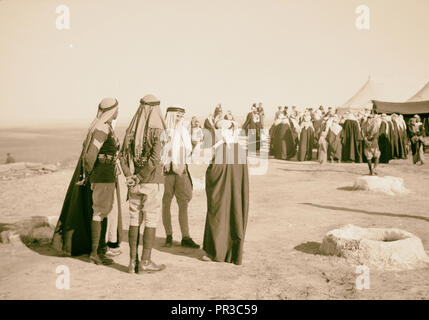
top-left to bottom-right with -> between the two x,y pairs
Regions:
337,76 -> 410,115
408,81 -> 429,102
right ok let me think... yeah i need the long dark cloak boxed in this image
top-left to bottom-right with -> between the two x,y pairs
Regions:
341,120 -> 362,163
388,121 -> 395,159
274,123 -> 288,160
298,126 -> 315,161
378,121 -> 392,163
391,121 -> 400,159
285,124 -> 297,159
327,129 -> 342,161
51,155 -> 94,256
269,123 -> 280,156
203,143 -> 249,265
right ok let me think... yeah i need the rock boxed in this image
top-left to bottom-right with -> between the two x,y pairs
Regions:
42,164 -> 58,172
0,230 -> 20,244
25,162 -> 43,170
320,224 -> 429,271
29,226 -> 54,245
352,176 -> 408,196
0,162 -> 26,172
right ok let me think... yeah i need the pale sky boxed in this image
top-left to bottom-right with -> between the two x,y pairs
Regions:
1,0 -> 428,127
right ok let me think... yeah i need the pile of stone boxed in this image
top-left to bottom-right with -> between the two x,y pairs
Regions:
0,162 -> 59,180
320,224 -> 429,271
352,176 -> 408,196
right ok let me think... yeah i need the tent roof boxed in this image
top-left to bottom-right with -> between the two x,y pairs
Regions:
408,82 -> 429,102
373,100 -> 429,115
338,76 -> 412,113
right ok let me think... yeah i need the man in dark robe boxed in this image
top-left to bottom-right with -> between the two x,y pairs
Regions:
326,117 -> 342,162
204,108 -> 223,148
274,118 -> 289,160
269,116 -> 282,156
341,115 -> 363,163
298,115 -> 315,161
51,98 -> 121,264
378,115 -> 393,164
408,116 -> 426,165
202,120 -> 249,265
392,114 -> 407,159
387,117 -> 396,160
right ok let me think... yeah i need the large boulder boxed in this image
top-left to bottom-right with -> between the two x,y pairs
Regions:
1,216 -> 59,246
320,225 -> 429,271
352,176 -> 408,196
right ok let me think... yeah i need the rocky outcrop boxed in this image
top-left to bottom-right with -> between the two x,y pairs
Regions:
0,162 -> 59,180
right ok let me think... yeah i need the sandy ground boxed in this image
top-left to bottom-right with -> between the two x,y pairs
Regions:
0,156 -> 429,300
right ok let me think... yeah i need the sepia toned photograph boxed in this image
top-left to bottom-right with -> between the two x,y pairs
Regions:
1,0 -> 429,305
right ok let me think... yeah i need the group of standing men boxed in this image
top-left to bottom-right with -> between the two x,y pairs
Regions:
52,95 -> 249,274
269,105 -> 425,174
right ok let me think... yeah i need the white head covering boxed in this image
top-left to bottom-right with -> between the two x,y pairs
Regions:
162,106 -> 192,174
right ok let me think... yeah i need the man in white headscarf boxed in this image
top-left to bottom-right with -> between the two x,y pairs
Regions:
120,94 -> 167,274
161,106 -> 200,249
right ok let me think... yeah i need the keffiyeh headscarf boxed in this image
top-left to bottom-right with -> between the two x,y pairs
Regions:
82,98 -> 118,158
162,106 -> 192,174
120,95 -> 166,174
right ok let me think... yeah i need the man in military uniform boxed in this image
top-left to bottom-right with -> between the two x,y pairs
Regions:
362,114 -> 381,175
52,98 -> 120,264
86,98 -> 121,265
120,95 -> 167,274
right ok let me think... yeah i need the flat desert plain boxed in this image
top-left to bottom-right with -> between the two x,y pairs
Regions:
1,154 -> 429,300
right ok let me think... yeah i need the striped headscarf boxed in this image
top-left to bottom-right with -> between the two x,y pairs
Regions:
120,95 -> 166,175
82,98 -> 118,160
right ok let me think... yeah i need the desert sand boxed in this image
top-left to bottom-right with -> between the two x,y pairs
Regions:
0,157 -> 428,300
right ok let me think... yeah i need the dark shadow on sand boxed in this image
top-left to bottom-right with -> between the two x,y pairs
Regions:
278,168 -> 363,175
300,203 -> 429,223
21,240 -> 129,273
153,236 -> 205,260
294,241 -> 323,255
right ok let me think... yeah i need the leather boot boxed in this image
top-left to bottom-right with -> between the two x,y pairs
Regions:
128,226 -> 139,273
89,220 -> 103,265
139,227 -> 166,273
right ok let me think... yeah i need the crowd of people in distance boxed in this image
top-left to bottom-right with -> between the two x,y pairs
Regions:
189,103 -> 427,173
268,106 -> 427,170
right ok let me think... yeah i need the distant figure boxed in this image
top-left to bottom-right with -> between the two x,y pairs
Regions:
5,153 -> 15,164
408,115 -> 425,165
257,102 -> 265,128
274,106 -> 283,121
318,131 -> 328,165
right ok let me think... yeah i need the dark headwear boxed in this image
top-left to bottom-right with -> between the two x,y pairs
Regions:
167,107 -> 185,113
140,94 -> 160,106
120,95 -> 166,172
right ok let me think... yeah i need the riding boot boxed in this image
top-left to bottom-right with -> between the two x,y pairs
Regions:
139,227 -> 166,273
89,220 -> 103,265
128,226 -> 139,273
